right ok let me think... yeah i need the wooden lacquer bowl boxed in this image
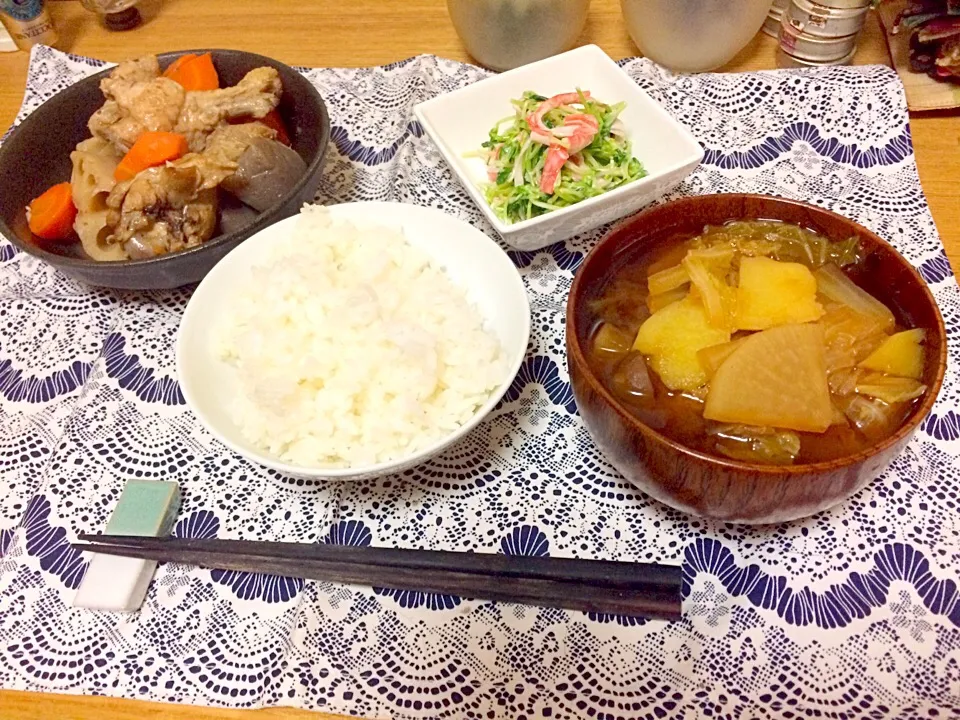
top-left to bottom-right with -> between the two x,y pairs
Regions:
566,194 -> 947,524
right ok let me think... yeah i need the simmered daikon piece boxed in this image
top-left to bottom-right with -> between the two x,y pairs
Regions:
697,336 -> 749,379
704,323 -> 832,433
633,297 -> 729,392
648,263 -> 689,296
593,323 -> 634,356
736,256 -> 824,330
708,423 -> 801,465
859,329 -> 925,379
683,248 -> 737,329
815,263 -> 895,332
646,286 -> 689,314
855,372 -> 927,404
611,351 -> 655,399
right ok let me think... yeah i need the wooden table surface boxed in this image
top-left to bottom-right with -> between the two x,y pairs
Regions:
0,1 -> 957,718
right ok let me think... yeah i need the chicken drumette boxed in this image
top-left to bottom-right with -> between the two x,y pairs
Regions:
175,68 -> 282,150
89,56 -> 185,154
103,122 -> 277,258
105,166 -> 217,259
88,56 -> 282,153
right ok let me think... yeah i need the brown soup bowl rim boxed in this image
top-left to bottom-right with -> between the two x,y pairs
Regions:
566,193 -> 948,478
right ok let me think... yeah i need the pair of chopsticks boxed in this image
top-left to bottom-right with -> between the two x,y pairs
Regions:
73,534 -> 683,620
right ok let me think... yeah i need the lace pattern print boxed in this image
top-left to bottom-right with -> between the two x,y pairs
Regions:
0,46 -> 958,718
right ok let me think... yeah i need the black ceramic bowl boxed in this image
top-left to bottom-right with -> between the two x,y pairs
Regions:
0,49 -> 330,289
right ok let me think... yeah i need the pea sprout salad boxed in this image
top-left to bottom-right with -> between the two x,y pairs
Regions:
471,89 -> 646,225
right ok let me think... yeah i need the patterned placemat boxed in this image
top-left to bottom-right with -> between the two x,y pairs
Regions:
0,45 -> 958,719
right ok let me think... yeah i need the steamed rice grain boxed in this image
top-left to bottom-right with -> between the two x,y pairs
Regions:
217,206 -> 506,468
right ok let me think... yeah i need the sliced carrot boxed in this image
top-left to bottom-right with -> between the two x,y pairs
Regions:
162,53 -> 197,79
27,182 -> 77,242
259,108 -> 291,146
169,52 -> 219,91
114,131 -> 189,181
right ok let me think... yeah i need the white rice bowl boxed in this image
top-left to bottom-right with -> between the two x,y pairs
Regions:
214,206 -> 507,469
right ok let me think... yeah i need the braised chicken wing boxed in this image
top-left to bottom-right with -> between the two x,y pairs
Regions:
88,56 -> 282,154
105,165 -> 217,258
89,56 -> 185,153
175,122 -> 276,189
175,67 -> 283,151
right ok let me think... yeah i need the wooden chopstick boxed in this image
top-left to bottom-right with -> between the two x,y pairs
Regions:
74,534 -> 683,620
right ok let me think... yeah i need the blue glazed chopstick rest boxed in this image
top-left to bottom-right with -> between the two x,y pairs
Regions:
73,480 -> 180,612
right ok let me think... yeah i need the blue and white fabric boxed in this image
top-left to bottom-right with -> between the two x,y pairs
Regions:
0,46 -> 958,718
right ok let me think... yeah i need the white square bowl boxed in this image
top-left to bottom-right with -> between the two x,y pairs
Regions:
414,44 -> 704,252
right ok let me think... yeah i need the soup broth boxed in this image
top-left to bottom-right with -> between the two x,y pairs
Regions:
585,220 -> 928,465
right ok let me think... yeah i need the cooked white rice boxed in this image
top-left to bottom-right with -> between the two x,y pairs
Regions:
216,205 -> 506,468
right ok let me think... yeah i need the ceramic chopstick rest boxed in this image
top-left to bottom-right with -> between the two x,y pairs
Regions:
73,480 -> 180,612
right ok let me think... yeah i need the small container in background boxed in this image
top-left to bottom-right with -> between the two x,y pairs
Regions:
777,0 -> 869,68
805,0 -> 871,6
0,0 -> 57,50
779,19 -> 859,63
783,0 -> 869,38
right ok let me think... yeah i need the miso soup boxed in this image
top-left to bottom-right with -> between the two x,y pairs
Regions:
586,220 -> 929,465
